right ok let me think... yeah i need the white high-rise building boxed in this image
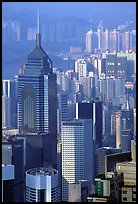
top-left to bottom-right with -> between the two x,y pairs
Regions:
26,167 -> 60,202
2,80 -> 12,129
116,112 -> 121,149
61,119 -> 94,201
86,30 -> 92,53
75,59 -> 87,80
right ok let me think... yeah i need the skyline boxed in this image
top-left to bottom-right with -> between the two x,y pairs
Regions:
2,2 -> 136,202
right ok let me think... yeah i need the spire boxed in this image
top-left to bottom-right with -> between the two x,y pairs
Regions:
36,6 -> 41,47
37,6 -> 40,33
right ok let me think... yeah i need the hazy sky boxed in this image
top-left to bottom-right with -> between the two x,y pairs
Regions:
2,2 -> 136,18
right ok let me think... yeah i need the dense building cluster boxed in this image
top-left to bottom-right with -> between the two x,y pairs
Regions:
2,11 -> 136,202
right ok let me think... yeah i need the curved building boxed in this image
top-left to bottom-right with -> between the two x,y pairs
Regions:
26,167 -> 60,202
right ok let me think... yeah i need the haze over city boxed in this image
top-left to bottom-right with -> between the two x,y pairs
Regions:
2,2 -> 136,203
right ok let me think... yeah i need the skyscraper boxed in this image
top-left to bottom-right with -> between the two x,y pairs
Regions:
75,59 -> 87,80
18,11 -> 57,168
76,99 -> 103,148
2,164 -> 14,202
116,111 -> 121,149
86,30 -> 92,53
61,119 -> 94,201
26,167 -> 60,202
2,136 -> 24,202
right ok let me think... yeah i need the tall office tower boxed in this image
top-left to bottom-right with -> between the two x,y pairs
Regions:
2,82 -> 11,129
27,27 -> 37,41
80,76 -> 95,100
111,113 -> 116,135
121,31 -> 130,51
130,30 -> 136,49
109,29 -> 117,52
125,51 -> 136,80
26,167 -> 60,202
2,164 -> 14,202
2,136 -> 24,201
133,108 -> 136,136
102,29 -> 109,51
57,72 -> 69,92
57,139 -> 62,199
61,119 -> 94,201
106,77 -> 115,100
106,53 -> 127,78
18,12 -> 57,168
10,76 -> 18,128
68,180 -> 90,202
86,30 -> 92,53
58,91 -> 68,121
58,91 -> 68,133
17,132 -> 54,171
116,56 -> 127,78
116,111 -> 121,149
97,20 -> 103,51
75,59 -> 87,80
131,139 -> 136,162
114,78 -> 125,98
106,53 -> 117,77
121,105 -> 134,152
99,78 -> 106,101
2,78 -> 18,129
76,99 -> 102,148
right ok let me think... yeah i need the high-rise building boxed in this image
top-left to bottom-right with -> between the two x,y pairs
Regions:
133,108 -> 136,136
18,13 -> 57,168
115,111 -> 121,149
17,132 -> 55,171
26,167 -> 60,202
86,30 -> 93,53
58,91 -> 68,133
109,29 -> 117,52
2,78 -> 18,129
76,99 -> 102,148
2,80 -> 11,129
61,119 -> 94,201
2,136 -> 24,202
106,53 -> 127,78
75,59 -> 87,80
102,29 -> 109,51
2,164 -> 14,202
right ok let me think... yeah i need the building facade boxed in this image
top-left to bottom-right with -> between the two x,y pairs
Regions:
26,167 -> 60,202
61,119 -> 94,201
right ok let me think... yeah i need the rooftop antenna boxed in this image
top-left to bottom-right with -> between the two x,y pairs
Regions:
36,4 -> 41,47
37,6 -> 40,33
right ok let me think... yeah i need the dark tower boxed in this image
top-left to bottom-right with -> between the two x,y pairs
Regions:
18,10 -> 57,168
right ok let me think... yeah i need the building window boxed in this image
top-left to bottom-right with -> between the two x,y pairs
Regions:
122,190 -> 127,194
123,197 -> 127,201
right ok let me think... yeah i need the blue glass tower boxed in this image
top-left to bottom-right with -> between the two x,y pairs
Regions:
18,12 -> 57,167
